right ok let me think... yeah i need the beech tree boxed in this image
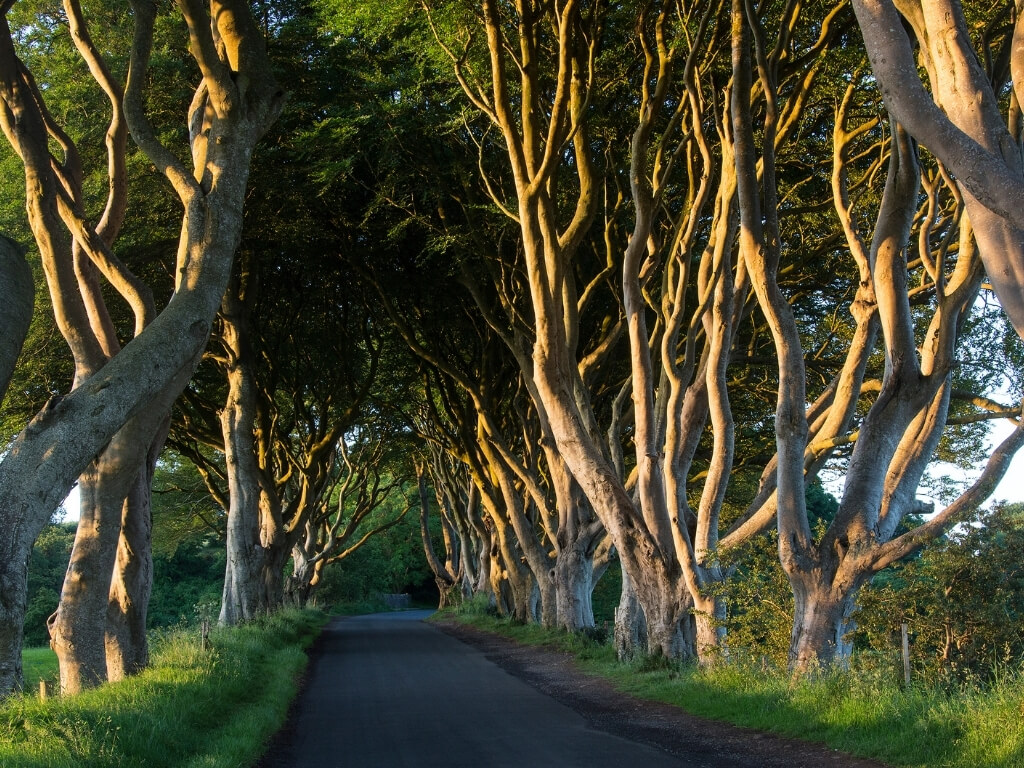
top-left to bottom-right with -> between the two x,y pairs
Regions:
727,0 -> 1024,667
418,443 -> 493,608
325,0 -> 1024,670
850,0 -> 1024,340
4,0 -> 1005,691
285,431 -> 414,607
0,0 -> 283,695
395,0 -> 855,661
172,260 -> 391,624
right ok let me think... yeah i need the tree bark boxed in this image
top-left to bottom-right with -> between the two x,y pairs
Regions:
548,452 -> 603,632
0,238 -> 33,695
788,571 -> 861,670
49,411 -> 163,694
218,291 -> 269,624
552,538 -> 596,631
0,236 -> 32,404
614,564 -> 647,659
850,0 -> 1024,339
105,434 -> 161,681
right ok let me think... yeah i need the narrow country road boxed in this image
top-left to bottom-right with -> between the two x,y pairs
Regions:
258,611 -> 887,768
258,610 -> 684,768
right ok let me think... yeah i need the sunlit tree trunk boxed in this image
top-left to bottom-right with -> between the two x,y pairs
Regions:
105,425 -> 165,681
0,0 -> 282,695
852,0 -> 1024,340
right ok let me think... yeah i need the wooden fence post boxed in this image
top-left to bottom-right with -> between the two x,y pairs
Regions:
901,622 -> 911,686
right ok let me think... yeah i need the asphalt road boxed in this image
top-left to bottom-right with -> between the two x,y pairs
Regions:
259,610 -> 687,768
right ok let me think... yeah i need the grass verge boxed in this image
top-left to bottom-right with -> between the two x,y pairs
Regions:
438,611 -> 1024,768
3,608 -> 328,768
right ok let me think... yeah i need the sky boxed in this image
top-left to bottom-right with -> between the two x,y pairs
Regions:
819,417 -> 1024,513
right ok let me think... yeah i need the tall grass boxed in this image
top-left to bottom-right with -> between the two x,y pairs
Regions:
2,608 -> 327,768
440,611 -> 1024,768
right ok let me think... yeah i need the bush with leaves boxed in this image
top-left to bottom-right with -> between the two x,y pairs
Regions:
855,503 -> 1024,683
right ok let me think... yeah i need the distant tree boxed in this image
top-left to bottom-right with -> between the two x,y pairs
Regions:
23,521 -> 76,648
315,505 -> 435,607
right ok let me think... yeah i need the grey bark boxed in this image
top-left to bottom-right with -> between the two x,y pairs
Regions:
614,564 -> 647,659
48,413 -> 161,693
219,290 -> 270,625
106,417 -> 167,680
851,0 -> 1024,339
0,237 -> 32,694
0,236 -> 32,404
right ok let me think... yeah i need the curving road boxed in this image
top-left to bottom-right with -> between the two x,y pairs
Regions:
259,610 -> 686,768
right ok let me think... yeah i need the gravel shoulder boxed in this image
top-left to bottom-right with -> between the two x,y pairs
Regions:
432,618 -> 890,768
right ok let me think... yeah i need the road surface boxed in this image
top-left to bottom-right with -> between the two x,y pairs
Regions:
260,610 -> 686,767
258,611 -> 887,768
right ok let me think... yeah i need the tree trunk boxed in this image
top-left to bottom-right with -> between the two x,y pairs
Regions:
0,546 -> 30,694
104,468 -> 154,680
613,564 -> 646,659
436,578 -> 462,609
217,277 -> 292,624
49,411 -> 159,694
506,557 -> 539,624
0,236 -> 32,403
548,456 -> 601,632
0,238 -> 33,695
788,575 -> 859,672
489,543 -> 513,618
418,470 -> 464,609
642,588 -> 695,661
260,535 -> 288,612
285,543 -> 316,607
694,593 -> 727,665
105,416 -> 167,680
218,306 -> 267,624
553,537 -> 596,632
50,481 -> 122,693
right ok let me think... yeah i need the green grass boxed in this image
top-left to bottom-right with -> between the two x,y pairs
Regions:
438,611 -> 1024,768
2,608 -> 328,768
20,648 -> 58,693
